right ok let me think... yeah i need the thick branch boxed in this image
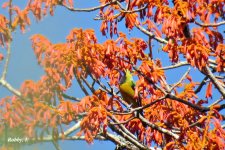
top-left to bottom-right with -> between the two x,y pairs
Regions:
61,121 -> 81,136
0,79 -> 22,98
102,132 -> 139,150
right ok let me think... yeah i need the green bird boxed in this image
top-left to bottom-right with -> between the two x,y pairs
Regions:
118,69 -> 140,108
118,69 -> 146,128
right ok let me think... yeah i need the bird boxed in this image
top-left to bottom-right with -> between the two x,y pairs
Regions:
117,69 -> 147,131
118,69 -> 140,108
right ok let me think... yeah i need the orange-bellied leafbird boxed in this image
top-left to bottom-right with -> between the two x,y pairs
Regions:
118,69 -> 146,129
118,69 -> 141,109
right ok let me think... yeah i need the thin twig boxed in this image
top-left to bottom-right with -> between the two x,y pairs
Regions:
74,72 -> 89,96
89,73 -> 113,95
60,0 -> 119,12
52,140 -> 61,150
139,115 -> 179,140
170,67 -> 191,92
202,66 -> 225,98
160,76 -> 171,92
136,25 -> 168,44
110,96 -> 166,115
160,61 -> 189,70
195,21 -> 225,27
209,97 -> 224,107
109,116 -> 149,150
110,116 -> 135,125
81,76 -> 95,94
194,76 -> 209,94
62,93 -> 81,101
133,66 -> 167,95
167,94 -> 209,112
110,115 -> 138,141
121,4 -> 148,13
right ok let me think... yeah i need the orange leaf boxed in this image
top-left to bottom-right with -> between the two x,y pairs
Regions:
164,141 -> 175,150
125,13 -> 138,29
0,53 -> 3,61
205,82 -> 212,99
2,2 -> 9,8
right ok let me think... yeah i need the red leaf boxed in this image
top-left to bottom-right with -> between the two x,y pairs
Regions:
0,53 -> 3,61
2,2 -> 9,8
186,75 -> 192,82
205,82 -> 212,99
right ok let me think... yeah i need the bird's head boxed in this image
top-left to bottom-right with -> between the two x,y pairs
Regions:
115,69 -> 133,84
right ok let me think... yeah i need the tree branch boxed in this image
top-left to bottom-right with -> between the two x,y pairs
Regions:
139,115 -> 179,140
160,61 -> 189,70
135,25 -> 168,44
74,71 -> 89,96
194,76 -> 209,94
167,94 -> 209,112
110,116 -> 135,125
1,0 -> 12,80
209,97 -> 224,107
120,4 -> 148,13
101,131 -> 141,150
202,66 -> 225,98
109,115 -> 151,150
59,0 -> 119,12
61,121 -> 81,136
52,140 -> 61,150
89,73 -> 117,96
195,21 -> 225,27
81,76 -> 96,94
108,119 -> 149,150
170,67 -> 191,92
62,93 -> 81,102
0,79 -> 22,98
133,66 -> 167,95
110,115 -> 138,141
